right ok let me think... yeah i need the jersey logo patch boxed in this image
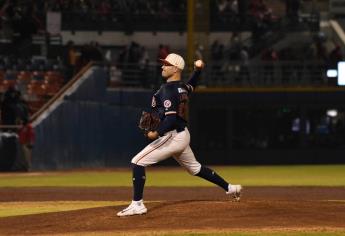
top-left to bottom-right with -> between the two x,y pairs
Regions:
163,100 -> 172,109
178,88 -> 187,93
151,97 -> 156,107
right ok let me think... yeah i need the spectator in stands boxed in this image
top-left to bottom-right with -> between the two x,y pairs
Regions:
139,46 -> 150,87
116,45 -> 129,69
211,40 -> 225,80
139,46 -> 149,67
228,32 -> 241,50
16,117 -> 35,171
1,86 -> 30,131
231,0 -> 239,15
261,48 -> 278,85
87,41 -> 104,62
328,44 -> 343,69
0,0 -> 12,39
124,41 -> 141,82
211,40 -> 225,61
237,0 -> 249,23
16,90 -> 30,123
46,0 -> 63,12
262,7 -> 276,27
217,0 -> 229,14
63,40 -> 79,82
250,0 -> 267,18
79,41 -> 103,65
0,86 -> 19,126
314,33 -> 327,62
157,44 -> 169,62
239,46 -> 250,84
104,48 -> 114,64
285,0 -> 300,24
195,44 -> 204,60
97,0 -> 112,21
109,64 -> 122,86
250,0 -> 279,41
128,41 -> 141,64
157,44 -> 170,75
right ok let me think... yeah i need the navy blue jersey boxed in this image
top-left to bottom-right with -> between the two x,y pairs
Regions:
151,70 -> 201,136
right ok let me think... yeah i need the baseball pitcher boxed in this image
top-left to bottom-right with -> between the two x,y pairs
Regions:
117,53 -> 242,217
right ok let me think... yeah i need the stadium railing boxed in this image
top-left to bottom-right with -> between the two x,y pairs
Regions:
108,60 -> 337,88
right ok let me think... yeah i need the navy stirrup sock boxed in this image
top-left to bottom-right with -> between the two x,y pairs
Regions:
132,164 -> 146,201
196,166 -> 228,191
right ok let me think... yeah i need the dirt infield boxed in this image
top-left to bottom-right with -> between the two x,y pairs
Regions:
0,187 -> 344,235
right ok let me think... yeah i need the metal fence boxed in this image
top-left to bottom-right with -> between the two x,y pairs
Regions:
108,60 -> 335,88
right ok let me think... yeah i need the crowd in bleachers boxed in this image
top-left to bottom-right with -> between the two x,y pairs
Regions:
0,37 -> 106,103
6,0 -> 280,32
0,0 -> 284,33
0,55 -> 65,115
0,0 -> 307,38
0,0 -> 332,93
0,0 -> 45,39
106,42 -> 170,87
102,26 -> 344,87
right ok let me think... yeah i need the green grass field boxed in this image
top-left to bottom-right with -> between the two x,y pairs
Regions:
0,201 -> 125,217
0,165 -> 345,187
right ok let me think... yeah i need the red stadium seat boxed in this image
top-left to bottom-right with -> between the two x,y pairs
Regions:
27,78 -> 45,96
17,71 -> 33,83
41,81 -> 62,96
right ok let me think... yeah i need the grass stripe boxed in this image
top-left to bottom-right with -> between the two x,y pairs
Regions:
0,201 -> 127,218
0,200 -> 162,218
0,165 -> 344,187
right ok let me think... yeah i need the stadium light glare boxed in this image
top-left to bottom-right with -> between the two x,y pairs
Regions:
327,69 -> 337,77
326,109 -> 338,117
338,61 -> 345,86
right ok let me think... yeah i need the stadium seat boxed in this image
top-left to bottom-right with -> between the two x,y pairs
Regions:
0,70 -> 4,82
1,79 -> 18,92
41,82 -> 61,96
45,71 -> 64,84
17,71 -> 33,83
27,72 -> 46,97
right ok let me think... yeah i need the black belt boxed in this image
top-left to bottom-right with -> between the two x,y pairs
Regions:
176,127 -> 185,133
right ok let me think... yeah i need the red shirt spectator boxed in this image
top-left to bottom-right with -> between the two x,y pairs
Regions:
98,1 -> 112,17
18,123 -> 35,148
329,45 -> 343,67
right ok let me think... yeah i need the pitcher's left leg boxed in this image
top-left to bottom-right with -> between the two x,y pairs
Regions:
174,145 -> 227,190
174,145 -> 242,201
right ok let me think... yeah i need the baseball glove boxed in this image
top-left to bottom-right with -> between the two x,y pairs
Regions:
138,111 -> 160,135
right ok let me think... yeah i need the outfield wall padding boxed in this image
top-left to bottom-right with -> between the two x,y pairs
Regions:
31,66 -> 345,170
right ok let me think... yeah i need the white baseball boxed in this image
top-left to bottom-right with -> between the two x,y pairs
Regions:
195,60 -> 203,68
